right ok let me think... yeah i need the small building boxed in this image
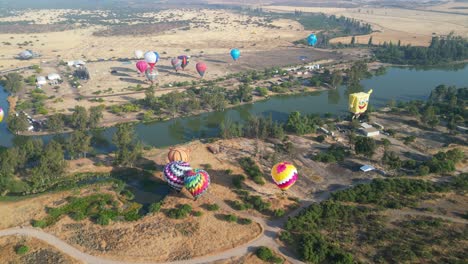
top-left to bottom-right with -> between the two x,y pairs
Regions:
18,50 -> 33,60
67,60 -> 86,67
360,127 -> 380,137
47,73 -> 61,81
36,76 -> 47,86
360,122 -> 373,129
360,165 -> 375,172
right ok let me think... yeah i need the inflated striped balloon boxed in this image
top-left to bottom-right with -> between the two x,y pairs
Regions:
163,161 -> 192,191
271,162 -> 298,191
184,169 -> 210,199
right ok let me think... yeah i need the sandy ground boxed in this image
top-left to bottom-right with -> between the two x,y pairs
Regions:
0,235 -> 82,264
0,9 -> 305,69
264,5 -> 468,47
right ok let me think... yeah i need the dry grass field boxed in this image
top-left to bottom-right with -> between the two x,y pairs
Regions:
0,236 -> 82,264
265,3 -> 468,47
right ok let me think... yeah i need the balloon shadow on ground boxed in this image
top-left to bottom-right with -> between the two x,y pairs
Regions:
204,58 -> 228,64
119,78 -> 147,84
111,67 -> 136,73
111,72 -> 131,77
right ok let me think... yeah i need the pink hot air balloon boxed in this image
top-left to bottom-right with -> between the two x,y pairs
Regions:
196,62 -> 207,78
136,61 -> 148,74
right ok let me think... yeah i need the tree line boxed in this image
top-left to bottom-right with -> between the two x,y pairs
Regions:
0,122 -> 142,196
374,34 -> 468,65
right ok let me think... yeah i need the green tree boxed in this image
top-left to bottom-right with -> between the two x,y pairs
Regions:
31,140 -> 67,191
1,73 -> 23,93
237,84 -> 253,103
382,151 -> 402,170
368,36 -> 373,46
67,131 -> 91,159
70,106 -> 88,130
421,106 -> 439,128
286,111 -> 313,135
113,123 -> 141,167
88,105 -> 104,129
7,113 -> 29,134
47,113 -> 65,132
354,136 -> 376,158
381,138 -> 391,150
330,71 -> 343,88
350,36 -> 356,45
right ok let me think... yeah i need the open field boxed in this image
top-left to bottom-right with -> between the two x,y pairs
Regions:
264,4 -> 468,46
0,9 -> 306,69
0,235 -> 82,264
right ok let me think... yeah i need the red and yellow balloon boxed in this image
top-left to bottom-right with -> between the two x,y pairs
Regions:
271,162 -> 298,191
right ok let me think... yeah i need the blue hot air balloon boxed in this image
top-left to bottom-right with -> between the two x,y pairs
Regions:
230,49 -> 240,61
307,34 -> 317,46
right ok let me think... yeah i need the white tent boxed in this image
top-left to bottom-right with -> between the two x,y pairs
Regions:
36,76 -> 47,85
47,73 -> 61,81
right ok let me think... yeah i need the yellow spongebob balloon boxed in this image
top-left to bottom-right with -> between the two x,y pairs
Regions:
349,89 -> 373,115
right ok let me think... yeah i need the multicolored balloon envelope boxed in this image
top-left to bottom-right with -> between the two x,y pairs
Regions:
0,107 -> 4,123
171,58 -> 182,72
163,161 -> 192,191
145,68 -> 158,82
230,49 -> 240,61
196,62 -> 207,77
177,55 -> 190,70
184,169 -> 210,199
271,162 -> 298,191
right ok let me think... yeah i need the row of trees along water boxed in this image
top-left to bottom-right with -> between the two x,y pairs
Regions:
3,60 -> 372,134
0,122 -> 141,195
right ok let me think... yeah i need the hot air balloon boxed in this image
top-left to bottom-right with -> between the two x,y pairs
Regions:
196,62 -> 207,78
0,107 -> 4,123
168,147 -> 190,162
163,161 -> 192,191
134,50 -> 143,59
178,55 -> 190,70
184,169 -> 210,200
144,51 -> 157,71
307,34 -> 318,46
145,68 -> 158,83
349,89 -> 373,118
271,162 -> 298,191
171,58 -> 182,72
230,49 -> 240,61
136,61 -> 148,74
153,51 -> 160,63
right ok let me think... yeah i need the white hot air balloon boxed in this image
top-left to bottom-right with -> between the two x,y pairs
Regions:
134,50 -> 143,59
144,51 -> 157,71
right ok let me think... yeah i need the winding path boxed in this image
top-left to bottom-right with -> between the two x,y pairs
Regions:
0,198 -> 314,264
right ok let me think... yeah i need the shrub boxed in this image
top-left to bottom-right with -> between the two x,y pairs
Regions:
225,214 -> 238,222
273,209 -> 286,217
316,135 -> 326,142
205,203 -> 220,211
239,157 -> 265,185
167,204 -> 192,219
256,246 -> 273,260
96,215 -> 110,225
149,201 -> 163,213
32,219 -> 47,228
232,174 -> 245,189
238,218 -> 252,225
15,245 -> 29,255
192,211 -> 203,217
418,165 -> 430,176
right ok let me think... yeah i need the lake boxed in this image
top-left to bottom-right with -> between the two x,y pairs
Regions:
1,65 -> 467,149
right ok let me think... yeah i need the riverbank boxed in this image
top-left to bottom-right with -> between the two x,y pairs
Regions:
19,85 -> 328,137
